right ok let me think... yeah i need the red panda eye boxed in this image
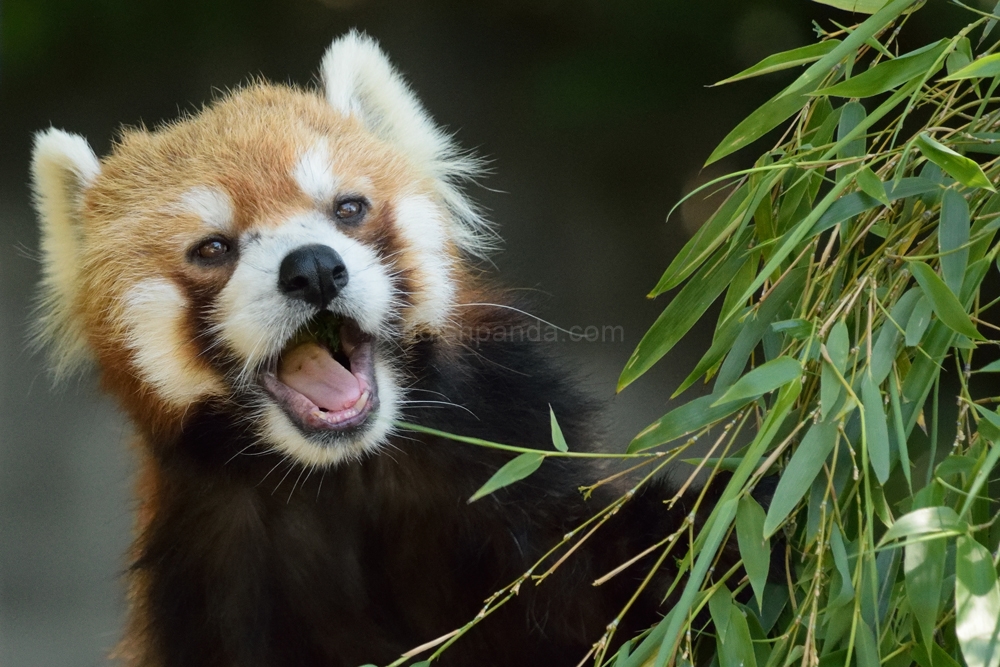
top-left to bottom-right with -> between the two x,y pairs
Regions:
196,239 -> 229,260
334,199 -> 366,222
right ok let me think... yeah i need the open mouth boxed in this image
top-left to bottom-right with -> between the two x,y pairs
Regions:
261,312 -> 378,433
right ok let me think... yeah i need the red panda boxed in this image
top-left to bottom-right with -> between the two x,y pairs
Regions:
31,32 -> 729,666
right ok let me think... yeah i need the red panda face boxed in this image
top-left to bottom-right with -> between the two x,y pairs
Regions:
31,33 -> 491,467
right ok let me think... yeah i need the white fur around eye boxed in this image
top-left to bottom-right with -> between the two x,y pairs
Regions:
123,278 -> 225,407
293,142 -> 338,204
175,186 -> 235,232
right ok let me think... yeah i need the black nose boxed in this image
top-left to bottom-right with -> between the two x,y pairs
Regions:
278,244 -> 349,309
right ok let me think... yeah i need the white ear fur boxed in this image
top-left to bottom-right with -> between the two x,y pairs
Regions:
320,31 -> 496,255
30,128 -> 101,380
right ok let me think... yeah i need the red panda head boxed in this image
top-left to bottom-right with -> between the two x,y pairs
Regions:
31,32 -> 493,467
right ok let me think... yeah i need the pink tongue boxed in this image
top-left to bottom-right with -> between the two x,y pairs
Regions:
277,342 -> 361,411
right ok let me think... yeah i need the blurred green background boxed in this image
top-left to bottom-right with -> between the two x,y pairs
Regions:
0,0 -> 977,664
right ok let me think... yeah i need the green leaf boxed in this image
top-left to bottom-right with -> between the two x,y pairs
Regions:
961,412 -> 1000,520
909,260 -> 984,340
468,453 -> 545,503
619,247 -> 749,391
829,523 -> 855,608
940,188 -> 972,296
888,373 -> 913,492
947,37 -> 974,76
916,133 -> 996,191
906,527 -> 947,655
905,295 -> 934,347
812,0 -> 890,12
734,173 -> 857,310
737,495 -> 771,609
838,102 -> 868,186
706,86 -> 819,167
979,359 -> 1000,373
712,357 -> 802,407
628,394 -> 753,453
814,41 -> 948,98
675,309 -> 747,398
857,166 -> 890,205
714,40 -> 842,86
549,406 -> 568,452
943,52 -> 1000,81
812,177 -> 939,236
707,0 -> 921,165
763,420 -> 840,538
653,185 -> 751,295
821,320 -> 850,420
722,605 -> 758,667
862,373 -> 891,484
652,499 -> 739,667
880,506 -> 964,545
955,535 -> 1000,667
716,271 -> 807,390
872,287 -> 923,383
854,622 -> 881,667
709,587 -> 733,643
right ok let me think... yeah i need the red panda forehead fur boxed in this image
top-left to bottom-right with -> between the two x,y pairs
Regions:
87,84 -> 431,242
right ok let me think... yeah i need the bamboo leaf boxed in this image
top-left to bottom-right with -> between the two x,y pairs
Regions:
619,247 -> 749,391
706,87 -> 819,167
916,133 -> 996,191
940,188 -> 971,296
829,523 -> 855,608
812,0 -> 891,12
872,287 -> 922,383
955,535 -> 1000,667
822,320 -> 850,420
811,177 -> 938,236
906,527 -> 947,655
814,40 -> 948,98
468,453 -> 545,503
909,260 -> 984,340
905,295 -> 933,347
736,495 -> 771,609
880,506 -> 964,545
653,185 -> 751,296
854,622 -> 881,667
943,52 -> 1000,81
763,420 -> 840,538
713,40 -> 842,86
628,394 -> 753,453
549,406 -> 568,452
716,270 -> 807,390
862,373 -> 891,484
707,0 -> 922,164
712,357 -> 802,407
721,605 -> 758,667
857,166 -> 890,205
652,499 -> 738,666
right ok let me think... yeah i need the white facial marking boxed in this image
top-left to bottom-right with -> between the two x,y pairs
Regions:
394,195 -> 455,330
123,279 -> 225,407
293,143 -> 337,204
175,186 -> 235,231
215,213 -> 395,376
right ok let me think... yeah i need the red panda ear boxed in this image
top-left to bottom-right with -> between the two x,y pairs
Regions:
319,31 -> 496,257
30,128 -> 101,380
